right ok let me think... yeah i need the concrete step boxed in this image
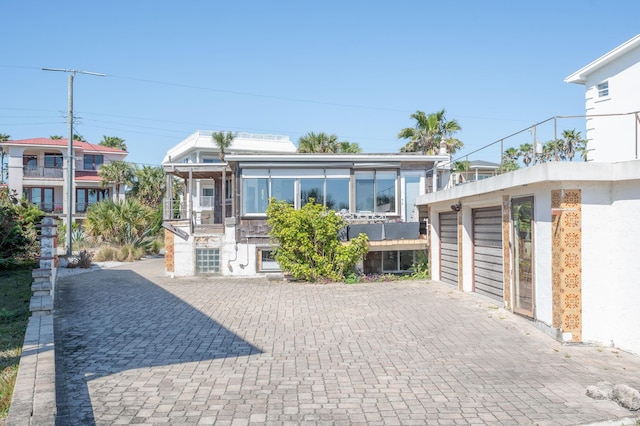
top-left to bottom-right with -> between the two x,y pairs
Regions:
32,268 -> 52,280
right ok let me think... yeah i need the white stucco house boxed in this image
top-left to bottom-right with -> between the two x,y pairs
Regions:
565,33 -> 640,162
418,34 -> 640,355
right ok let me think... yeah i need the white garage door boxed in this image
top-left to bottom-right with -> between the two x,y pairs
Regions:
439,211 -> 459,286
473,207 -> 504,301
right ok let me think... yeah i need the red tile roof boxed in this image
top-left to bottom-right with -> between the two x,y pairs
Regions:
3,138 -> 127,154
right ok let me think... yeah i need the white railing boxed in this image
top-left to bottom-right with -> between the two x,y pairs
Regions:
196,130 -> 290,141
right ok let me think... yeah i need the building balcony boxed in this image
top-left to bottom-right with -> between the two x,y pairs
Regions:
23,166 -> 63,179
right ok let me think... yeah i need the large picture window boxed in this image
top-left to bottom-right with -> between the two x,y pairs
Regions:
271,178 -> 295,204
84,155 -> 104,171
242,178 -> 269,215
326,178 -> 350,211
355,171 -> 397,213
44,153 -> 63,169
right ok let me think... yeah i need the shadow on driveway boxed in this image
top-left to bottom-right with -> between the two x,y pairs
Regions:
54,266 -> 261,425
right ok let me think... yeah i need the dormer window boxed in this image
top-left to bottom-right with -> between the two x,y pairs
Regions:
597,81 -> 609,98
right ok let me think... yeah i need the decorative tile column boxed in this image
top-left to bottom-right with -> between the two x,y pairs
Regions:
502,195 -> 512,311
551,189 -> 582,342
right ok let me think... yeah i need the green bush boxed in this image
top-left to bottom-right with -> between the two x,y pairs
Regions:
267,198 -> 368,282
94,246 -> 119,262
0,189 -> 42,268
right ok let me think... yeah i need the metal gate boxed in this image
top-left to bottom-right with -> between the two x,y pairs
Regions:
439,211 -> 459,286
473,207 -> 504,301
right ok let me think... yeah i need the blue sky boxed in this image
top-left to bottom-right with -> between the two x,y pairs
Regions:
2,1 -> 639,166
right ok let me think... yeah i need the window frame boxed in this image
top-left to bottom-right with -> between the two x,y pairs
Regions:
596,81 -> 609,98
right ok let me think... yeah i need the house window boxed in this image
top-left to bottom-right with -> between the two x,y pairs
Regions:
23,155 -> 37,169
300,178 -> 324,206
326,178 -> 350,211
242,178 -> 269,215
355,171 -> 397,213
23,187 -> 55,212
201,187 -> 214,208
225,177 -> 233,200
196,248 -> 220,274
382,250 -> 416,273
271,178 -> 295,205
258,248 -> 280,272
597,81 -> 609,98
83,155 -> 104,171
76,188 -> 109,213
44,153 -> 63,169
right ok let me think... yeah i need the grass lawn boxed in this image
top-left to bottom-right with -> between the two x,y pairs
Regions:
0,263 -> 35,420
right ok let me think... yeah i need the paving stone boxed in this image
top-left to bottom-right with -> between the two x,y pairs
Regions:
54,257 -> 640,425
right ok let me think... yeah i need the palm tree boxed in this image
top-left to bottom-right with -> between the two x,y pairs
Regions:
519,143 -> 534,167
501,147 -> 520,172
73,134 -> 86,142
50,135 -> 63,140
337,141 -> 362,153
130,166 -> 166,208
212,131 -> 236,161
561,129 -> 586,162
99,135 -> 128,151
297,132 -> 339,153
98,160 -> 135,198
398,109 -> 462,155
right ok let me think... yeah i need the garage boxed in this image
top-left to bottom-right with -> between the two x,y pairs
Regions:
439,211 -> 459,286
472,207 -> 504,301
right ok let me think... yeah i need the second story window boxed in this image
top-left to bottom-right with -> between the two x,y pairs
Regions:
44,153 -> 63,169
597,81 -> 609,98
84,155 -> 104,171
23,155 -> 37,169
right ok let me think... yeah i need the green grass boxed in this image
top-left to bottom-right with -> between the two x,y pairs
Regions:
0,262 -> 35,419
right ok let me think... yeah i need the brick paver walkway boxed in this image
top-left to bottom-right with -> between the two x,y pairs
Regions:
54,258 -> 640,425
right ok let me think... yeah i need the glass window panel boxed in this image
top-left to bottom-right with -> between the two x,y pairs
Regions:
271,178 -> 295,204
242,178 -> 269,214
399,251 -> 415,271
300,178 -> 324,206
382,251 -> 398,272
30,188 -> 41,204
259,249 -> 281,271
375,171 -> 396,213
326,178 -> 350,211
44,153 -> 62,168
355,172 -> 374,212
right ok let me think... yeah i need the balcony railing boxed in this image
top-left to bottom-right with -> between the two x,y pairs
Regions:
23,166 -> 63,179
164,199 -> 187,220
199,196 -> 214,208
30,202 -> 64,214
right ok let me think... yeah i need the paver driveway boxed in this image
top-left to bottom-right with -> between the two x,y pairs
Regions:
54,257 -> 640,425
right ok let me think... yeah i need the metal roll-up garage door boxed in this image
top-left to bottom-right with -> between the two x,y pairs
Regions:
473,207 -> 504,301
439,211 -> 459,286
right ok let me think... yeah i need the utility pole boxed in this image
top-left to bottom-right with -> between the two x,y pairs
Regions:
42,68 -> 105,256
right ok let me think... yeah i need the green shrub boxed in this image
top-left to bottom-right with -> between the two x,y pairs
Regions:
267,198 -> 368,282
93,246 -> 119,262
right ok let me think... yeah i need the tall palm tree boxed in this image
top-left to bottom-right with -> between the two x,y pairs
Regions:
99,135 -> 128,151
130,165 -> 166,208
501,147 -> 520,172
561,129 -> 586,162
519,143 -> 534,167
98,160 -> 135,198
73,134 -> 86,142
398,109 -> 462,155
337,141 -> 362,153
212,131 -> 236,161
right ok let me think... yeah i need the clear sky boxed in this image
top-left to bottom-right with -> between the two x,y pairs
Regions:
2,1 -> 639,166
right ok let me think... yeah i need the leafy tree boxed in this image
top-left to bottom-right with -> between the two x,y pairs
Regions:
212,131 -> 236,161
130,165 -> 166,208
398,109 -> 463,155
0,188 -> 43,268
267,198 -> 368,281
98,161 -> 135,197
99,135 -> 127,151
297,132 -> 361,153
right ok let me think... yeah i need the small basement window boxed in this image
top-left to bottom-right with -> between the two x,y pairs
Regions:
258,248 -> 280,272
597,81 -> 609,98
196,248 -> 220,274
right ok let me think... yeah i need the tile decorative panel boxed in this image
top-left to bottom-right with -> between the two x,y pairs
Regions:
502,195 -> 512,311
551,189 -> 582,342
458,211 -> 463,291
165,229 -> 175,273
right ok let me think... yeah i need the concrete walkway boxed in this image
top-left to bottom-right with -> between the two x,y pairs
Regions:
54,258 -> 640,425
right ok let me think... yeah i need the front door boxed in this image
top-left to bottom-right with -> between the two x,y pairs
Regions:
511,197 -> 534,317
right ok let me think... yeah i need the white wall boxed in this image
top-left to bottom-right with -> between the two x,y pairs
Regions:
584,45 -> 640,162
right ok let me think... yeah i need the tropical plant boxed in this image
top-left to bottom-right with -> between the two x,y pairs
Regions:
266,198 -> 368,281
84,198 -> 158,246
501,147 -> 520,172
398,109 -> 463,155
49,135 -> 63,139
73,134 -> 86,142
130,165 -> 166,208
98,161 -> 135,197
0,133 -> 9,184
212,131 -> 236,161
518,143 -> 534,167
0,188 -> 42,268
296,132 -> 362,153
561,129 -> 587,162
99,135 -> 127,151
